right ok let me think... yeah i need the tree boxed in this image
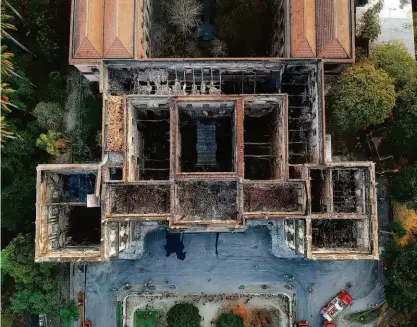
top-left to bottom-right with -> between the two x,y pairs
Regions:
60,300 -> 79,326
166,303 -> 201,327
36,130 -> 70,156
391,164 -> 417,210
388,221 -> 408,238
370,42 -> 417,90
0,45 -> 17,144
384,78 -> 417,161
356,1 -> 382,42
382,241 -> 417,314
1,122 -> 45,233
217,312 -> 243,327
327,60 -> 396,132
3,235 -> 55,285
1,7 -> 32,146
3,235 -> 61,314
33,101 -> 65,131
165,0 -> 202,36
11,281 -> 61,314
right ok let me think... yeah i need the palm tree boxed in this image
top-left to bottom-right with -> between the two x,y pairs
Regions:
1,5 -> 30,145
1,11 -> 32,53
0,116 -> 15,144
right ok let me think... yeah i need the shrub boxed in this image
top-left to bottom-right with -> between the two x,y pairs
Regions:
166,303 -> 201,327
327,60 -> 396,132
217,312 -> 243,327
33,101 -> 65,131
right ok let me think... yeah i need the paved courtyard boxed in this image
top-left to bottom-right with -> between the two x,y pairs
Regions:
79,226 -> 385,327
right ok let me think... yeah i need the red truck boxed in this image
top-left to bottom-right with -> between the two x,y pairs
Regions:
320,290 -> 352,322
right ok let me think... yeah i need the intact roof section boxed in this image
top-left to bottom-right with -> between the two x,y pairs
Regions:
71,0 -> 145,62
290,0 -> 353,60
73,0 -> 104,58
316,0 -> 351,59
104,0 -> 135,58
291,0 -> 316,57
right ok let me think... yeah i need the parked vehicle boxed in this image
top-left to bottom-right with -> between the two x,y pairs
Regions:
320,290 -> 352,322
38,314 -> 46,327
297,321 -> 309,327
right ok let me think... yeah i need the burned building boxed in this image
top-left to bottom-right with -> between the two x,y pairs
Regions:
35,0 -> 378,262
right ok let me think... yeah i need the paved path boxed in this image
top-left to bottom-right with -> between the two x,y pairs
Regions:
80,226 -> 384,327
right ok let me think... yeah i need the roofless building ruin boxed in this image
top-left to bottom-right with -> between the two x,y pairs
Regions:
35,0 -> 378,262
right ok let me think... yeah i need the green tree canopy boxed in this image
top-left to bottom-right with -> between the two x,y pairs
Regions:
1,122 -> 45,233
370,42 -> 417,90
60,300 -> 79,326
382,240 -> 417,315
327,60 -> 396,133
217,312 -> 243,327
356,1 -> 382,42
166,303 -> 201,327
11,281 -> 61,314
3,235 -> 54,285
3,235 -> 61,314
391,164 -> 417,210
384,78 -> 417,161
33,101 -> 65,131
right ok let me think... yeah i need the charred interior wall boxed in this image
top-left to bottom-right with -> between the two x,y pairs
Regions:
307,164 -> 376,258
36,166 -> 102,261
177,100 -> 236,173
280,64 -> 322,165
243,97 -> 286,180
127,99 -> 170,180
271,0 -> 289,57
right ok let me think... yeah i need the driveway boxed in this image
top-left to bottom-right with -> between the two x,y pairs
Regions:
80,226 -> 384,327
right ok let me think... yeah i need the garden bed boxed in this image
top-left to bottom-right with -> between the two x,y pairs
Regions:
124,293 -> 290,327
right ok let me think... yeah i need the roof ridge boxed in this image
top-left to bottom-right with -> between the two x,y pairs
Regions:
104,37 -> 133,58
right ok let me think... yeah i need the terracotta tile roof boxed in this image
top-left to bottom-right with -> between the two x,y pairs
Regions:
290,0 -> 352,60
316,0 -> 351,59
104,0 -> 135,58
73,0 -> 104,58
291,0 -> 316,57
72,0 -> 143,60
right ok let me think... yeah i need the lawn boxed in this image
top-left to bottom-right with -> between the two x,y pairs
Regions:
116,302 -> 123,327
134,309 -> 161,327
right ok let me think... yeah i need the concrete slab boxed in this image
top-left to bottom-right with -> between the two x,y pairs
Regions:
357,0 -> 416,57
